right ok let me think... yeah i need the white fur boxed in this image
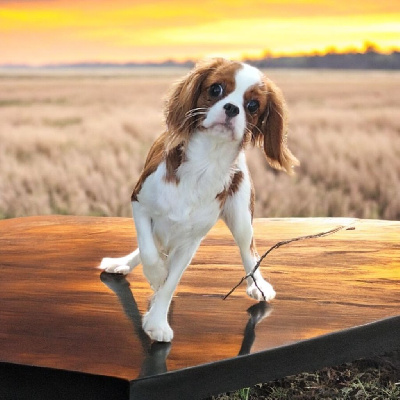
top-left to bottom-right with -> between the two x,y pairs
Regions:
100,62 -> 276,342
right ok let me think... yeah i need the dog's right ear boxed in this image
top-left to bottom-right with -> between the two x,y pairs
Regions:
164,58 -> 226,149
252,77 -> 299,175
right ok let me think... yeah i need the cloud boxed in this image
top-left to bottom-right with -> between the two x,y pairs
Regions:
1,0 -> 399,64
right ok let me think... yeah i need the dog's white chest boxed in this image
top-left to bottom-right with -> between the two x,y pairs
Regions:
138,162 -> 224,244
136,133 -> 241,249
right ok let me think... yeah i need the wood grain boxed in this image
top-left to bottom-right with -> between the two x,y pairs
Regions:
0,216 -> 398,384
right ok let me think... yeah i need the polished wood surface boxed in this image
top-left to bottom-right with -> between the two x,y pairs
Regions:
0,216 -> 399,389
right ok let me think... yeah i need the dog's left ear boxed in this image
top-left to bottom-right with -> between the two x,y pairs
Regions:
253,78 -> 299,174
164,58 -> 226,150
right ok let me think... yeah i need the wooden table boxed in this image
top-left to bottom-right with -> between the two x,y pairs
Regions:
0,216 -> 399,399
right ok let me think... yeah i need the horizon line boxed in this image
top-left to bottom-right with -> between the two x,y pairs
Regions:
1,44 -> 399,69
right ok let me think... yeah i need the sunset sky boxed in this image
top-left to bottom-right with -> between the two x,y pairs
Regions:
1,0 -> 399,65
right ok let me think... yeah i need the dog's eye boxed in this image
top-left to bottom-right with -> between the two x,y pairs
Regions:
247,99 -> 260,114
209,83 -> 224,98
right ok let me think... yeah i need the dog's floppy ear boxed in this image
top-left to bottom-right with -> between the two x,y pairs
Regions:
253,78 -> 299,174
164,58 -> 225,149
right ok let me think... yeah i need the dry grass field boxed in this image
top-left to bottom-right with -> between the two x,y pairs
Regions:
0,68 -> 399,220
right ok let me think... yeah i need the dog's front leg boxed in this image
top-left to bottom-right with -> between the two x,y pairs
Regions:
142,239 -> 201,342
132,202 -> 167,291
222,177 -> 276,302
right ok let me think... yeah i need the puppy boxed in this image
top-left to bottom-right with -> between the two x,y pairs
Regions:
100,58 -> 298,342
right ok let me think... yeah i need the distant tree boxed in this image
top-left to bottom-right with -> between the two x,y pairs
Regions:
261,49 -> 273,59
363,41 -> 379,54
325,46 -> 338,55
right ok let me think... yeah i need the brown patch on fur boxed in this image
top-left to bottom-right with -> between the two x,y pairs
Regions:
131,133 -> 166,201
165,143 -> 185,183
250,236 -> 258,257
216,170 -> 244,208
196,61 -> 242,111
241,83 -> 269,150
250,77 -> 299,174
249,175 -> 255,220
131,134 -> 185,201
244,84 -> 268,123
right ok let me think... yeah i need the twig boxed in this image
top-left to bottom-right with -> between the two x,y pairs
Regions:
223,221 -> 356,300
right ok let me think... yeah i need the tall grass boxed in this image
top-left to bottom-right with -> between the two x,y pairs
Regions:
0,69 -> 399,220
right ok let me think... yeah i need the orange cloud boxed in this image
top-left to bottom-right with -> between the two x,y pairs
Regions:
0,0 -> 399,64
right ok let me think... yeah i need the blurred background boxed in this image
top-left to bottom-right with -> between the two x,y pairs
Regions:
1,0 -> 399,220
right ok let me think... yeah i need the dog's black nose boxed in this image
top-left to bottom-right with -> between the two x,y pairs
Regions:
224,103 -> 240,118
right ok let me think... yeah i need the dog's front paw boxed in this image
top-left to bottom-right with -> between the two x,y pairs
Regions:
246,279 -> 276,302
99,257 -> 132,275
142,313 -> 174,342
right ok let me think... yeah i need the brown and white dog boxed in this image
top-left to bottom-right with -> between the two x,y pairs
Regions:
100,58 -> 298,342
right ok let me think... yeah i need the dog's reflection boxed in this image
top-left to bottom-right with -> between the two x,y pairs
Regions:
100,272 -> 171,378
100,272 -> 271,378
239,301 -> 272,355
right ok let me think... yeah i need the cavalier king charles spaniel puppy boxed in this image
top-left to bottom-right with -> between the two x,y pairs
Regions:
100,58 -> 298,342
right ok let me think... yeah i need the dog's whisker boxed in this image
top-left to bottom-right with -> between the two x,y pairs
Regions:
186,107 -> 208,113
185,111 -> 207,119
185,108 -> 208,117
185,112 -> 207,119
178,111 -> 207,131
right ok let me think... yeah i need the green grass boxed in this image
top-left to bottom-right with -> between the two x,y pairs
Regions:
209,351 -> 400,400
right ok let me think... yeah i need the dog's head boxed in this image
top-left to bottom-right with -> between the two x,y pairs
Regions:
164,58 -> 298,174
